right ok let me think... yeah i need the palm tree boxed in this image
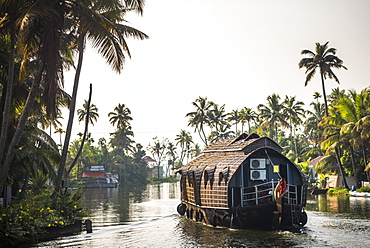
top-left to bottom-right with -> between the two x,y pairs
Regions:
0,0 -> 66,193
328,87 -> 346,106
186,97 -> 214,146
283,96 -> 305,154
78,100 -> 99,125
148,137 -> 169,178
313,92 -> 322,102
67,84 -> 96,175
320,108 -> 349,189
57,0 -> 148,192
304,101 -> 325,155
166,142 -> 177,175
239,107 -> 257,134
338,89 -> 370,182
54,128 -> 65,146
208,103 -> 228,135
208,123 -> 234,143
299,41 -> 347,116
109,127 -> 135,154
227,109 -> 241,134
108,103 -> 133,130
257,93 -> 289,140
175,130 -> 193,166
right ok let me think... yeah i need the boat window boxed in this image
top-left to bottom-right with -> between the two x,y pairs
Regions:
207,166 -> 216,189
223,167 -> 230,183
219,172 -> 224,186
187,171 -> 193,186
204,171 -> 209,189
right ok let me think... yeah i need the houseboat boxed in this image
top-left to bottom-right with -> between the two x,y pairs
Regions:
175,133 -> 308,230
82,165 -> 119,188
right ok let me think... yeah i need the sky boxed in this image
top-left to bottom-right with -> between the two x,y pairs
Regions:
61,0 -> 370,149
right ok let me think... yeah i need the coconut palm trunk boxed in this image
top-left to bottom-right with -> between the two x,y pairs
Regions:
0,27 -> 16,163
55,35 -> 85,192
0,61 -> 44,193
362,143 -> 370,182
334,147 -> 349,189
67,83 -> 92,175
349,145 -> 360,188
320,72 -> 329,117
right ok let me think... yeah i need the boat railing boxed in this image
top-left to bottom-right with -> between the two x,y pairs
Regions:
242,181 -> 277,206
283,184 -> 299,205
242,181 -> 300,206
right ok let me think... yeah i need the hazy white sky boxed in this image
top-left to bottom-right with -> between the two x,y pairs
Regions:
62,0 -> 370,149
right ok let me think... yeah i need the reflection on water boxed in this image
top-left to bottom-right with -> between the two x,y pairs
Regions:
306,194 -> 370,217
82,183 -> 178,226
31,184 -> 370,247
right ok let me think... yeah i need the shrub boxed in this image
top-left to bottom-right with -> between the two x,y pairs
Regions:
0,188 -> 86,246
356,186 -> 370,192
327,187 -> 349,195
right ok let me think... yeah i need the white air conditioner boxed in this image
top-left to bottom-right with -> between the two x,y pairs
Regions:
250,158 -> 266,169
250,170 -> 267,181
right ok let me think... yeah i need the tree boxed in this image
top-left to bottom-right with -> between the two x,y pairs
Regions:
186,97 -> 214,146
148,137 -> 168,178
337,88 -> 370,182
208,122 -> 234,143
239,107 -> 257,134
283,95 -> 306,154
175,130 -> 193,166
227,109 -> 241,134
299,41 -> 347,116
257,93 -> 289,140
108,103 -> 133,130
320,110 -> 349,189
0,0 -> 65,193
303,101 -> 325,157
67,84 -> 95,176
166,142 -> 177,175
110,127 -> 135,155
77,100 -> 99,125
208,104 -> 228,135
54,128 -> 65,146
108,103 -> 135,156
57,0 -> 148,192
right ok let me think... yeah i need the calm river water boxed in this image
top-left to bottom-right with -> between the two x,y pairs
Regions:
31,182 -> 370,247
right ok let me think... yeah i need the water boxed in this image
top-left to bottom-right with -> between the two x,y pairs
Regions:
30,183 -> 370,247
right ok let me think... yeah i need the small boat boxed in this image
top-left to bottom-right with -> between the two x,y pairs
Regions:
83,177 -> 119,188
175,133 -> 308,230
349,191 -> 370,197
82,166 -> 119,188
311,188 -> 328,195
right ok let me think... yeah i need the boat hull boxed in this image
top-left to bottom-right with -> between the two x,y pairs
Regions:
178,201 -> 306,230
349,191 -> 370,197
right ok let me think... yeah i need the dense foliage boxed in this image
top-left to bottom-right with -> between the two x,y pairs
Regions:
0,187 -> 86,246
184,87 -> 370,188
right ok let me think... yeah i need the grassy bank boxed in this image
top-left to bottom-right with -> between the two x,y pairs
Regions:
147,175 -> 179,184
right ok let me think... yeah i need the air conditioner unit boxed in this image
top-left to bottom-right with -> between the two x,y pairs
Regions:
250,170 -> 267,181
250,158 -> 266,169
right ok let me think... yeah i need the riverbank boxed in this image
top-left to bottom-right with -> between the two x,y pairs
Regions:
326,186 -> 370,196
0,188 -> 86,247
147,175 -> 179,184
28,183 -> 370,248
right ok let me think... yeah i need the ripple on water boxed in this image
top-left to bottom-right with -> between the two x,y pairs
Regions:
27,184 -> 370,248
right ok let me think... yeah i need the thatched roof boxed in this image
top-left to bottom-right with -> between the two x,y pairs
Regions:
175,133 -> 283,175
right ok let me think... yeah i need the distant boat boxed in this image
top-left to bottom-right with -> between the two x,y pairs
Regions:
349,191 -> 370,197
82,165 -> 119,188
311,188 -> 327,195
175,133 -> 308,230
